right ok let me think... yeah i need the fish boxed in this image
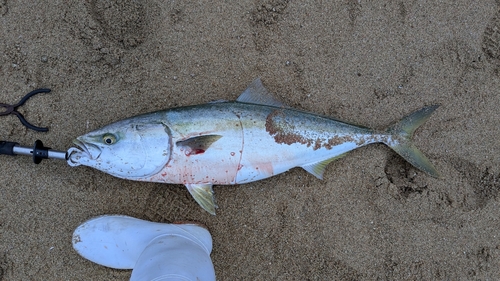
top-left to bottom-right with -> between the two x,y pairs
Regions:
67,78 -> 440,215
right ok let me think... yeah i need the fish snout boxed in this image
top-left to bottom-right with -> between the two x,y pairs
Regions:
68,139 -> 102,166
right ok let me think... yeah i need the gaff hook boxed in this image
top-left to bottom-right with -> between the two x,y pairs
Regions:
0,88 -> 51,132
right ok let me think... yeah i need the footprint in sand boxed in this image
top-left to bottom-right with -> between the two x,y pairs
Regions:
482,9 -> 500,63
89,0 -> 147,49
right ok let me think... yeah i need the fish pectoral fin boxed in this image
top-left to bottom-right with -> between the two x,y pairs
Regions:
301,154 -> 347,180
176,135 -> 222,156
185,183 -> 217,215
236,78 -> 286,107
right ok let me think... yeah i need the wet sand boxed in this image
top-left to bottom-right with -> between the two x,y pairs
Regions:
1,0 -> 500,279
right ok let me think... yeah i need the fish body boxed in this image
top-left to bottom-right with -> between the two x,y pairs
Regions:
68,79 -> 439,214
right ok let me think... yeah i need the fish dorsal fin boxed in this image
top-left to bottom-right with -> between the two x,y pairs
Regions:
176,135 -> 222,156
185,183 -> 217,215
236,78 -> 285,107
301,153 -> 347,180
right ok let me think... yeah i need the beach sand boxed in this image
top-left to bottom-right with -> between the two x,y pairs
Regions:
1,0 -> 500,279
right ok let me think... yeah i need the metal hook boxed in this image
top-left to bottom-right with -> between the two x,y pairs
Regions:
0,88 -> 51,132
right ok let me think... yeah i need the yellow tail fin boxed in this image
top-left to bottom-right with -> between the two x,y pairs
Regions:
385,105 -> 440,178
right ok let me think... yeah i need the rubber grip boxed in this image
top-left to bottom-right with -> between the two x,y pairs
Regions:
0,141 -> 18,156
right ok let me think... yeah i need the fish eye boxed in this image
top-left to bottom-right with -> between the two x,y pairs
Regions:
102,133 -> 117,145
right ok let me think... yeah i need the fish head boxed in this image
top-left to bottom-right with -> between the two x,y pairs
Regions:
68,116 -> 172,179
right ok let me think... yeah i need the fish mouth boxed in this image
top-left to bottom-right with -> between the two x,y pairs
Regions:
72,139 -> 90,155
67,138 -> 102,166
73,138 -> 102,159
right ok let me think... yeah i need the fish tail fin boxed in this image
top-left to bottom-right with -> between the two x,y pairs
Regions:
383,105 -> 440,178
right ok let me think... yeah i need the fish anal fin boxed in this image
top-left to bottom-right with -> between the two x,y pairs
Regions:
176,135 -> 222,156
301,154 -> 347,180
185,183 -> 217,215
236,78 -> 285,107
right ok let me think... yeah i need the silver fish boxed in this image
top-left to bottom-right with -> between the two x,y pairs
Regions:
68,78 -> 439,214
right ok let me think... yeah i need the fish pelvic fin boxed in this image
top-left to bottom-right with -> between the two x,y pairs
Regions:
384,105 -> 440,178
186,183 -> 217,215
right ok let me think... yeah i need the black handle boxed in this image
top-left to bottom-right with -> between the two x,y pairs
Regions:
0,141 -> 18,156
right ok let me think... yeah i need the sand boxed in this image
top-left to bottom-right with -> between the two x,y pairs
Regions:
1,0 -> 500,279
